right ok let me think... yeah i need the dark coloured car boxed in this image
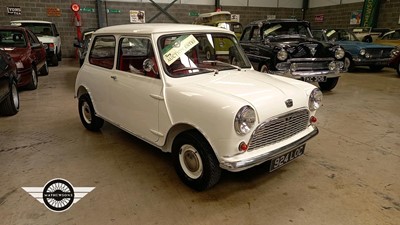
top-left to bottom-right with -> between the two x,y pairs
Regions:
0,50 -> 19,116
240,19 -> 345,91
388,47 -> 400,76
312,29 -> 395,72
73,28 -> 96,67
0,26 -> 48,90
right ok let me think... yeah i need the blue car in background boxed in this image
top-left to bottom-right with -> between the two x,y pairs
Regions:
312,29 -> 395,72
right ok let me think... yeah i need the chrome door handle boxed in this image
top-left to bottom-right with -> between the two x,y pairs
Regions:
111,75 -> 117,80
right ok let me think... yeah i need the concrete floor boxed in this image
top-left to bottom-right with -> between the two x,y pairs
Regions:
0,59 -> 399,225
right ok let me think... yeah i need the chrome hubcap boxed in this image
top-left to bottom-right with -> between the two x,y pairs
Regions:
32,68 -> 37,86
179,144 -> 203,179
82,102 -> 92,124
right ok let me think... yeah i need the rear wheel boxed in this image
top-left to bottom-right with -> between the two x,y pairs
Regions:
25,66 -> 38,90
319,77 -> 339,91
0,80 -> 19,116
51,54 -> 58,66
172,131 -> 221,191
78,94 -> 104,131
39,61 -> 49,76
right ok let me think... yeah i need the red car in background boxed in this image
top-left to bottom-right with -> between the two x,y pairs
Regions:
0,26 -> 48,90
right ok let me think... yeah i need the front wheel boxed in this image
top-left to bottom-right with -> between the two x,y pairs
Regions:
369,65 -> 384,72
78,94 -> 104,131
259,64 -> 269,73
344,56 -> 354,72
319,77 -> 339,91
172,131 -> 221,191
0,80 -> 19,116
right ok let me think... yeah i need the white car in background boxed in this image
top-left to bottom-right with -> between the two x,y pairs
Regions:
11,20 -> 62,66
75,24 -> 322,191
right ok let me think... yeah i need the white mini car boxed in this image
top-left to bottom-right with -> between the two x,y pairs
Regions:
75,24 -> 322,190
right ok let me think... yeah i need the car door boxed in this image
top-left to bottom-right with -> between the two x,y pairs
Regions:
109,36 -> 162,143
26,30 -> 45,69
85,35 -> 117,121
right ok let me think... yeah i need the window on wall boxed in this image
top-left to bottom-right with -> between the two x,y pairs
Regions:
118,37 -> 159,78
89,36 -> 116,69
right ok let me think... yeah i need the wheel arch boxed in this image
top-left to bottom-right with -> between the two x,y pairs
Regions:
76,85 -> 89,99
164,123 -> 219,159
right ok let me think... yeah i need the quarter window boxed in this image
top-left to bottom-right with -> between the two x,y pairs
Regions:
89,36 -> 116,69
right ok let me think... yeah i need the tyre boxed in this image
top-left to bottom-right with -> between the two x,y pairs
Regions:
259,64 -> 269,73
172,131 -> 221,191
344,56 -> 354,72
57,49 -> 62,61
39,61 -> 49,76
25,66 -> 38,90
0,80 -> 19,116
51,54 -> 58,66
396,62 -> 400,76
78,94 -> 104,131
369,65 -> 384,72
319,77 -> 339,91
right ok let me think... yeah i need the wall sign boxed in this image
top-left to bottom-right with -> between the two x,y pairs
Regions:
350,10 -> 362,25
107,8 -> 121,14
7,7 -> 21,15
130,10 -> 145,23
231,14 -> 240,22
315,14 -> 324,22
47,7 -> 61,17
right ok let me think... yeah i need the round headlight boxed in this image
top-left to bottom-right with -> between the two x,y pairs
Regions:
328,61 -> 337,71
335,47 -> 345,59
360,49 -> 366,55
234,106 -> 256,135
390,49 -> 399,58
309,88 -> 323,111
277,49 -> 288,61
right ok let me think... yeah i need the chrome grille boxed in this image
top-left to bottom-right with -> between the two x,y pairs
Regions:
291,61 -> 329,71
293,46 -> 308,57
366,48 -> 392,58
248,109 -> 309,151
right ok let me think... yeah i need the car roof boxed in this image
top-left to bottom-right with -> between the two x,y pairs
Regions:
94,23 -> 234,35
11,20 -> 54,24
0,25 -> 28,31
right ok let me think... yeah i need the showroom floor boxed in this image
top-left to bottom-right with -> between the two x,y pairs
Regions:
0,59 -> 399,225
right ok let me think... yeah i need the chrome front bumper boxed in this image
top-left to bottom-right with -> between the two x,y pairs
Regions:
219,126 -> 319,172
274,58 -> 344,79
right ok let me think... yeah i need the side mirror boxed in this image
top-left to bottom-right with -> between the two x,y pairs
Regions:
73,39 -> 83,48
143,58 -> 158,74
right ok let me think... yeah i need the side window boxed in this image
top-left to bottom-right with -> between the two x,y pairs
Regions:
89,36 -> 116,69
118,37 -> 159,78
27,30 -> 39,44
241,27 -> 251,41
251,27 -> 261,41
52,24 -> 59,36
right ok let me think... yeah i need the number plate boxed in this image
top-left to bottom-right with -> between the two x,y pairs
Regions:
303,76 -> 327,82
269,145 -> 305,172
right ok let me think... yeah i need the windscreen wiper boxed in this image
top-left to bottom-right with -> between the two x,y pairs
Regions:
203,60 -> 242,71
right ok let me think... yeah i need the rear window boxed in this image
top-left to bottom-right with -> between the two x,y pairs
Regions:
0,30 -> 27,47
18,23 -> 54,37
